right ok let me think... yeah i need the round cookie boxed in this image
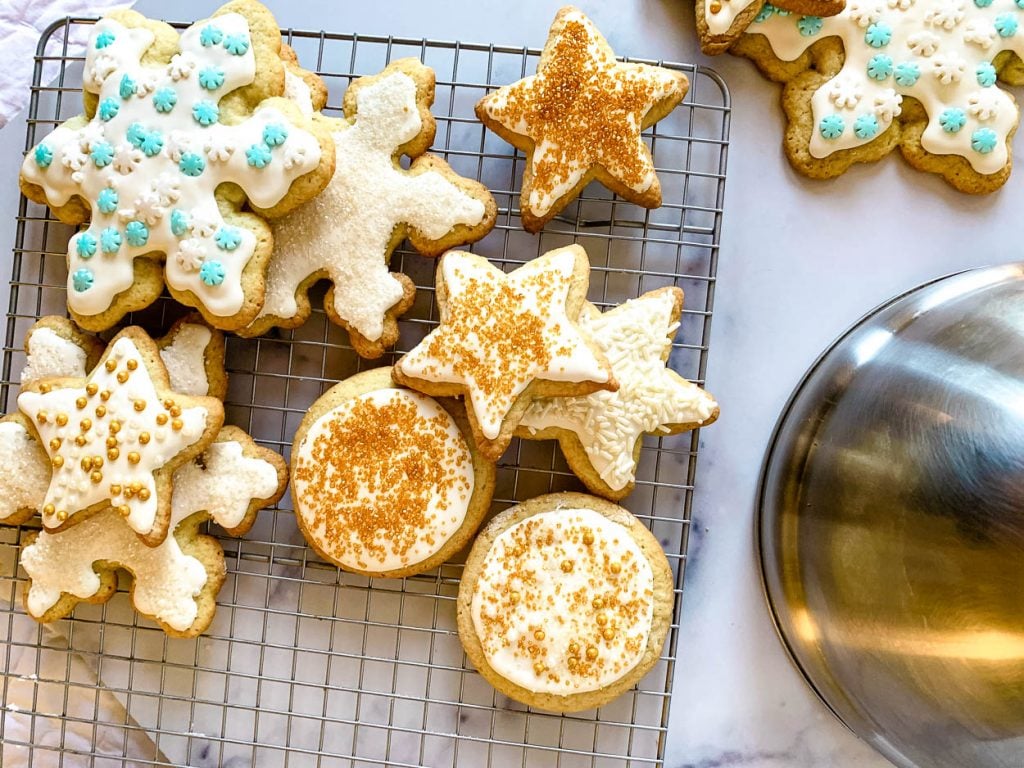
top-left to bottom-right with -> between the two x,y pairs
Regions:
457,492 -> 674,713
291,367 -> 495,578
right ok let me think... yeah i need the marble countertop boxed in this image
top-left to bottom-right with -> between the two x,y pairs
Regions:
2,1 -> 1020,766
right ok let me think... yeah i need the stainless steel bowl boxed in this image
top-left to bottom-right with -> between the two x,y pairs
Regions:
759,264 -> 1024,768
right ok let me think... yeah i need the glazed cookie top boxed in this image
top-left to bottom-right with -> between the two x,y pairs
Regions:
477,6 -> 686,218
704,0 -> 761,34
470,507 -> 655,695
293,388 -> 475,572
750,0 -> 1024,174
520,289 -> 718,492
20,12 -> 323,319
17,333 -> 216,536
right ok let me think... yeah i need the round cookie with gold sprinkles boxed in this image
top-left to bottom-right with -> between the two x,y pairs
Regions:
457,491 -> 673,712
291,367 -> 495,578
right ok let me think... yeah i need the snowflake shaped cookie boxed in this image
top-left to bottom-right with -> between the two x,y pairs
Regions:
243,58 -> 497,359
518,288 -> 719,500
696,0 -> 847,55
733,0 -> 1024,191
19,2 -> 334,330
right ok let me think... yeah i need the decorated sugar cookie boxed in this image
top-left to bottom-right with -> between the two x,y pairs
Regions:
519,288 -> 719,500
457,492 -> 673,713
292,368 -> 495,578
1,317 -> 286,636
733,0 -> 1024,192
17,326 -> 224,546
18,1 -> 335,331
243,58 -> 496,358
696,0 -> 846,55
393,245 -> 616,461
476,7 -> 689,232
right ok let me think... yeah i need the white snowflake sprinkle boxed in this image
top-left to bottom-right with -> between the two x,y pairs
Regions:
112,144 -> 143,175
168,52 -> 196,81
968,90 -> 1001,121
873,89 -> 903,121
925,0 -> 965,30
203,135 -> 235,162
963,20 -> 997,50
176,239 -> 207,272
849,0 -> 883,27
932,53 -> 966,84
827,76 -> 863,109
907,31 -> 941,56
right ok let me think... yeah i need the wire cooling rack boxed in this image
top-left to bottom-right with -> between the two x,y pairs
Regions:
0,15 -> 730,768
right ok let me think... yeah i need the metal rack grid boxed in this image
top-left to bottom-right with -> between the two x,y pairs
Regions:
0,15 -> 730,768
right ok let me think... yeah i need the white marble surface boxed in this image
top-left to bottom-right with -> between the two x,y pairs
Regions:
2,1 -> 1022,767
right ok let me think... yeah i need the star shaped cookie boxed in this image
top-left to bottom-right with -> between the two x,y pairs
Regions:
17,326 -> 224,546
393,245 -> 616,461
518,287 -> 719,499
476,6 -> 689,232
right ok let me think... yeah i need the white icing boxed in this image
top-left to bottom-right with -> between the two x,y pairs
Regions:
751,0 -> 1024,174
521,291 -> 718,492
17,335 -> 213,536
284,71 -> 314,116
704,0 -> 761,35
470,508 -> 655,695
21,437 -> 281,632
20,328 -> 88,384
0,422 -> 49,522
159,324 -> 212,396
293,388 -> 474,572
477,9 -> 682,217
20,15 -> 323,318
253,68 -> 487,341
397,248 -> 611,441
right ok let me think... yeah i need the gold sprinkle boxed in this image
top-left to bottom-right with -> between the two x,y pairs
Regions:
568,642 -> 580,656
75,396 -> 87,410
610,562 -> 622,575
90,470 -> 102,484
109,484 -> 122,496
107,448 -> 119,461
534,629 -> 545,641
139,432 -> 150,445
116,370 -> 129,384
509,590 -> 521,604
86,383 -> 98,396
117,505 -> 130,517
163,399 -> 174,409
51,456 -> 64,469
80,457 -> 92,471
710,0 -> 722,12
171,418 -> 183,431
39,383 -> 52,394
42,503 -> 55,517
105,359 -> 117,372
596,613 -> 608,627
48,437 -> 61,451
56,510 -> 68,522
127,451 -> 140,465
123,486 -> 134,498
561,560 -> 574,573
106,436 -> 118,448
100,389 -> 111,402
583,532 -> 595,546
126,359 -> 138,371
92,456 -> 103,469
602,628 -> 615,641
109,421 -> 120,434
169,405 -> 181,418
133,400 -> 145,412
79,418 -> 92,432
593,597 -> 604,609
533,662 -> 546,675
156,414 -> 168,426
138,488 -> 151,501
36,411 -> 48,424
130,481 -> 142,492
55,413 -> 68,427
74,435 -> 87,447
586,646 -> 598,661
95,405 -> 106,417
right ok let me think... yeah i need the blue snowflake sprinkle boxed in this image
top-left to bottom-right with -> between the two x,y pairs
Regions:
125,220 -> 149,247
153,87 -> 178,113
119,74 -> 136,100
170,209 -> 190,237
192,100 -> 220,126
974,0 -> 993,6
140,132 -> 164,157
95,29 -> 116,49
775,7 -> 790,15
215,227 -> 242,251
90,142 -> 114,167
972,127 -> 998,154
894,61 -> 920,87
34,144 -> 53,168
72,268 -> 94,292
996,14 -> 1019,37
223,34 -> 250,55
1017,0 -> 1024,9
245,143 -> 272,168
179,152 -> 206,177
198,67 -> 225,90
867,54 -> 893,81
97,187 -> 118,214
99,97 -> 120,121
940,108 -> 967,133
126,122 -> 147,148
263,123 -> 288,147
100,227 -> 122,254
199,25 -> 223,47
977,61 -> 997,87
854,113 -> 880,139
798,15 -> 823,36
865,22 -> 892,48
755,3 -> 775,22
76,233 -> 97,258
819,114 -> 845,140
200,260 -> 226,286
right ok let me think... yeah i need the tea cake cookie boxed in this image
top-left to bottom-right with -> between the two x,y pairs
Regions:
733,0 -> 1024,192
393,245 -> 616,461
697,0 -> 846,55
476,6 -> 688,232
292,367 -> 494,578
457,492 -> 673,712
519,288 -> 719,500
17,326 -> 224,545
244,58 -> 496,358
19,0 -> 335,331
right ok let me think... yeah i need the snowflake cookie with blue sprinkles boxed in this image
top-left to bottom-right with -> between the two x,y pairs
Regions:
729,0 -> 1024,192
18,0 -> 336,332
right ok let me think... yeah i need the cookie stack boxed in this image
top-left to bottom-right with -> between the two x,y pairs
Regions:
9,1 -> 718,712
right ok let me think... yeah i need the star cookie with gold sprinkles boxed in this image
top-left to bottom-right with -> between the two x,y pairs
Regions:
17,326 -> 224,546
393,244 -> 616,461
519,287 -> 719,500
475,6 -> 689,232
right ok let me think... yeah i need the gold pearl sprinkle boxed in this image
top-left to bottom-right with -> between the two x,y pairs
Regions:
533,662 -> 546,676
163,399 -> 174,409
55,413 -> 68,427
583,532 -> 595,546
602,628 -> 615,641
710,0 -> 722,12
133,400 -> 146,412
126,359 -> 138,371
49,437 -> 61,451
100,389 -> 111,402
138,488 -> 151,501
105,359 -> 117,372
42,503 -> 54,517
117,505 -> 130,517
51,456 -> 64,469
130,481 -> 142,492
116,371 -> 129,384
561,560 -> 574,573
609,562 -> 622,575
56,510 -> 68,522
92,456 -> 103,469
39,383 -> 52,394
596,613 -> 608,627
80,457 -> 92,471
109,421 -> 120,434
79,418 -> 92,432
123,487 -> 134,499
90,471 -> 103,484
169,405 -> 181,418
107,448 -> 119,461
156,414 -> 168,426
86,383 -> 98,396
36,411 -> 48,424
95,405 -> 106,418
127,452 -> 140,465
139,432 -> 151,445
509,590 -> 521,604
593,597 -> 604,609
109,484 -> 122,496
534,629 -> 545,641
74,435 -> 87,447
586,646 -> 598,661
568,642 -> 580,656
75,396 -> 87,409
171,418 -> 183,431
106,436 -> 118,448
